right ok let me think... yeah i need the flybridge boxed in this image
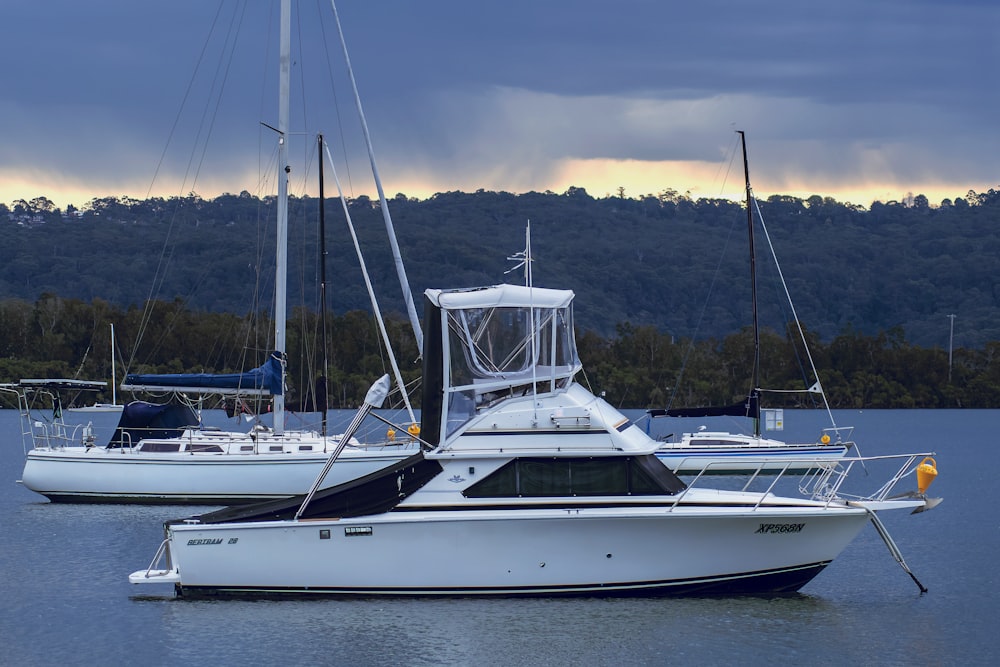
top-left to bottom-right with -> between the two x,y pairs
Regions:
419,284 -> 584,447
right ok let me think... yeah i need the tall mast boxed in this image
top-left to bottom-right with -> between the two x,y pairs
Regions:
273,0 -> 291,435
110,323 -> 117,406
318,134 -> 330,437
738,130 -> 761,437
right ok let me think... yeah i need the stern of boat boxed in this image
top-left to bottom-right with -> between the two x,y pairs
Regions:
129,534 -> 181,587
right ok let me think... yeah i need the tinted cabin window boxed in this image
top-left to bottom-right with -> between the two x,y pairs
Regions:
466,463 -> 517,497
465,455 -> 683,497
630,458 -> 667,494
138,442 -> 181,453
519,459 -> 571,496
572,458 -> 628,494
188,443 -> 224,453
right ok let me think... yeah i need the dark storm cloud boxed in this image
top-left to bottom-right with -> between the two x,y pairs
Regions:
1,0 -> 996,206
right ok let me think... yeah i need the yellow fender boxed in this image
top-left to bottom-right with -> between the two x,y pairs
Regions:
916,457 -> 938,495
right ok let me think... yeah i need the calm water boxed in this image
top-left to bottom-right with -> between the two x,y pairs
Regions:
1,408 -> 997,666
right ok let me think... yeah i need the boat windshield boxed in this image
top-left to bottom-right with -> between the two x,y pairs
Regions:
443,290 -> 581,435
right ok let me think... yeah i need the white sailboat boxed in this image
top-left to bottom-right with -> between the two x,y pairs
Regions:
11,0 -> 421,504
653,131 -> 850,474
130,282 -> 941,597
67,324 -> 124,413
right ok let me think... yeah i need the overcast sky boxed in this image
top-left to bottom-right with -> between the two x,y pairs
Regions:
2,0 -> 997,210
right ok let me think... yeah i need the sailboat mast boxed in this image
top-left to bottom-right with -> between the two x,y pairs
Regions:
318,134 -> 330,437
738,131 -> 761,437
110,323 -> 117,406
273,0 -> 291,435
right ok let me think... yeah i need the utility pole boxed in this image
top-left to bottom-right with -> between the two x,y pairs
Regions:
948,314 -> 956,383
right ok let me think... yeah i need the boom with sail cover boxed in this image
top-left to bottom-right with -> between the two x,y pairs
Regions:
121,352 -> 283,397
648,393 -> 759,420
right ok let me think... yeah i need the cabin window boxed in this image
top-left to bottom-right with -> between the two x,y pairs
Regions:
446,389 -> 477,437
571,458 -> 628,494
464,455 -> 684,498
138,442 -> 181,453
468,460 -> 518,497
188,443 -> 224,453
519,459 -> 571,495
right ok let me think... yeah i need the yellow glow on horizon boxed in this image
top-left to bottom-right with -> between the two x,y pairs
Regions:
2,159 -> 989,212
0,167 -> 267,211
543,158 -> 986,207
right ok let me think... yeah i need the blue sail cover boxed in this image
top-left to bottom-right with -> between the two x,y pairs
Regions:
122,352 -> 283,396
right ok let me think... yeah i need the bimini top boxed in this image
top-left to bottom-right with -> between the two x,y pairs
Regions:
427,284 -> 575,311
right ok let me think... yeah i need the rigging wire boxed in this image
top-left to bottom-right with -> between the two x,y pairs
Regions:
314,0 -> 355,196
130,1 -> 258,379
664,137 -> 744,411
753,197 -> 839,427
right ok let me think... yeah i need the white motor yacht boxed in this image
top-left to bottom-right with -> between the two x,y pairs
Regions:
130,283 -> 940,597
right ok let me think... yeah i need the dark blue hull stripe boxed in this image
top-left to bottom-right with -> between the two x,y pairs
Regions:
176,561 -> 830,599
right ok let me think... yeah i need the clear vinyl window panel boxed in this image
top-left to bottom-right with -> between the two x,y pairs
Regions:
446,305 -> 579,389
443,302 -> 582,437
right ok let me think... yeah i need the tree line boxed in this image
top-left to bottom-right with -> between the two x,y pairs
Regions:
0,294 -> 995,411
3,185 -> 999,351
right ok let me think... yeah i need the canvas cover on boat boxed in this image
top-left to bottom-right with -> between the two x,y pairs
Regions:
106,401 -> 201,448
426,283 -> 575,310
648,393 -> 760,420
122,352 -> 283,396
182,452 -> 441,524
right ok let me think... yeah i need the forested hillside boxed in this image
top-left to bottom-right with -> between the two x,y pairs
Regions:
0,295 -> 996,410
3,186 -> 998,352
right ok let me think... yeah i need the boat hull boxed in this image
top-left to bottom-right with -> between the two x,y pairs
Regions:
21,447 -> 413,504
131,505 -> 870,597
657,445 -> 849,474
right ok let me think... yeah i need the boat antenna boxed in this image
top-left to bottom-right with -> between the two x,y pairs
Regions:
738,131 -> 762,437
329,0 -> 423,352
504,219 -> 533,287
507,223 -> 540,416
318,134 -> 330,437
